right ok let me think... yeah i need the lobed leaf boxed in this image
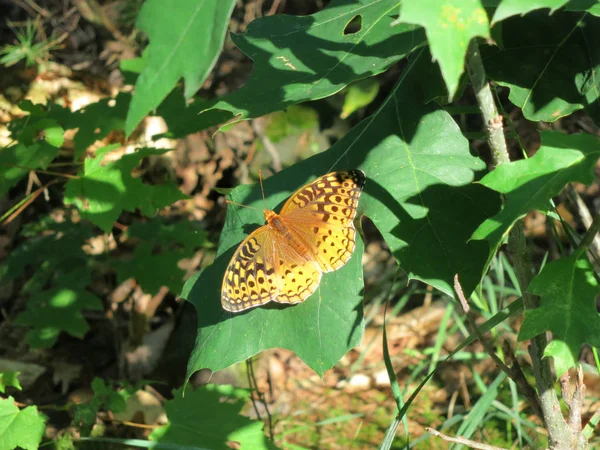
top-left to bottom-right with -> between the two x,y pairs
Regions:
397,0 -> 490,99
483,11 -> 600,123
125,0 -> 237,135
64,146 -> 188,232
491,0 -> 569,24
14,288 -> 103,348
150,385 -> 276,450
520,250 -> 600,377
0,397 -> 46,450
156,0 -> 426,137
472,131 -> 600,256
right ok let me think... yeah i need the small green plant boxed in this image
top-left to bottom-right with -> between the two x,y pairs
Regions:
0,17 -> 63,68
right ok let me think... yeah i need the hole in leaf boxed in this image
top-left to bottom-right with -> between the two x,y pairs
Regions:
344,15 -> 362,35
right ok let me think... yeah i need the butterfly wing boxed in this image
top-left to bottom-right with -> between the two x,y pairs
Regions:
221,225 -> 323,311
221,226 -> 280,312
280,170 -> 365,272
280,170 -> 365,225
270,237 -> 322,305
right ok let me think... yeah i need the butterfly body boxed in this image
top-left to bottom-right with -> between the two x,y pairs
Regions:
222,170 -> 365,312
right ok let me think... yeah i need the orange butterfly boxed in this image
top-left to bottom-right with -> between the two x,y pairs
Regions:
222,170 -> 365,312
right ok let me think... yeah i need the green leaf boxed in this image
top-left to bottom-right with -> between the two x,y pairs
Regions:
125,0 -> 237,136
0,142 -> 60,196
483,11 -> 600,123
115,242 -> 187,295
150,385 -> 276,450
91,378 -> 128,414
491,0 -> 568,24
472,131 -> 600,256
185,51 -> 500,378
340,78 -> 380,119
115,220 -> 208,295
125,219 -> 208,253
520,250 -> 600,377
14,288 -> 103,348
0,372 -> 22,393
69,93 -> 130,159
0,397 -> 46,450
10,100 -> 65,147
64,147 -> 188,232
156,0 -> 426,137
398,0 -> 490,98
1,219 -> 94,294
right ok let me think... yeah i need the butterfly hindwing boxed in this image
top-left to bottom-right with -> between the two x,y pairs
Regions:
221,228 -> 279,312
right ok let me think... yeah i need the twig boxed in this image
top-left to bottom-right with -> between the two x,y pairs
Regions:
1,179 -> 60,226
577,213 -> 600,253
426,427 -> 508,450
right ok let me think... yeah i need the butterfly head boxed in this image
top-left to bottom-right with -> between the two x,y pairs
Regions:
264,209 -> 277,223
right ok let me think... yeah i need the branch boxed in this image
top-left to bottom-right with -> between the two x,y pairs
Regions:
465,38 -> 578,449
465,39 -> 510,168
426,427 -> 507,450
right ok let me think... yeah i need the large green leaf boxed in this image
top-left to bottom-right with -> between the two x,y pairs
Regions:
125,0 -> 237,135
185,51 -> 500,378
483,11 -> 600,123
472,131 -> 600,255
64,146 -> 188,232
520,250 -> 600,377
0,397 -> 46,450
397,0 -> 490,99
150,385 -> 276,450
157,0 -> 426,137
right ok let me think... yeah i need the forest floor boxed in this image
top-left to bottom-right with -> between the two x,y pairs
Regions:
2,1 -> 600,449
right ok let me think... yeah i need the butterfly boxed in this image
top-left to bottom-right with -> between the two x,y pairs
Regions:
221,170 -> 366,312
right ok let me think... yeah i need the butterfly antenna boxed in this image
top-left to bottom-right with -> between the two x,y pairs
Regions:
258,170 -> 267,211
225,199 -> 260,211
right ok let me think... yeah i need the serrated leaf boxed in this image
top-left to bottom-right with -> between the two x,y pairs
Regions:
483,11 -> 600,123
150,386 -> 276,450
125,0 -> 237,135
64,147 -> 188,232
91,378 -> 128,414
520,250 -> 600,377
185,51 -> 500,378
0,372 -> 22,393
472,131 -> 600,255
398,0 -> 490,98
156,0 -> 426,137
14,288 -> 103,348
0,397 -> 46,450
70,93 -> 130,159
0,143 -> 60,196
491,0 -> 568,24
10,100 -> 65,147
